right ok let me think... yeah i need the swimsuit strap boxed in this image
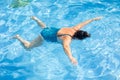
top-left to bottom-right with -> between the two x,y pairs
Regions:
57,34 -> 73,38
57,28 -> 78,38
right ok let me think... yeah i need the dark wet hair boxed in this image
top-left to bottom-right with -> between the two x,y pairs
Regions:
73,30 -> 90,40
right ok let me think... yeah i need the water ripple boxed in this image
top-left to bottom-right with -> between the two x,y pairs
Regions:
0,0 -> 120,80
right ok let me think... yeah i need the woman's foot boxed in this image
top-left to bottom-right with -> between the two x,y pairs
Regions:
12,34 -> 20,39
13,34 -> 31,48
31,16 -> 39,21
31,16 -> 46,28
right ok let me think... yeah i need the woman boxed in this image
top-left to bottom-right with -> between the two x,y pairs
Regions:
14,16 -> 102,65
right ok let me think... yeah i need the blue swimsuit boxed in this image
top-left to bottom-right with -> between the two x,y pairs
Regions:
41,27 -> 60,42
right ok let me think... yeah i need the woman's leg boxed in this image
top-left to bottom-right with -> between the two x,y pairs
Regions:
30,35 -> 44,48
14,34 -> 43,49
31,16 -> 46,28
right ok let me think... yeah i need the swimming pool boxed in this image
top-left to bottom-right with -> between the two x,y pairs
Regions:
0,0 -> 120,80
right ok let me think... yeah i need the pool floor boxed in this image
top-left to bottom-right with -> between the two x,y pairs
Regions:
0,0 -> 120,80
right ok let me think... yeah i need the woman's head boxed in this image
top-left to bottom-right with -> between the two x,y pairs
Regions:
73,30 -> 90,40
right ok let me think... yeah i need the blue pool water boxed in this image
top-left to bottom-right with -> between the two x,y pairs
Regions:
0,0 -> 120,80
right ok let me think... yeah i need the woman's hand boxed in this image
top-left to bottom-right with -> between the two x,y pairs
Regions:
93,16 -> 103,21
70,57 -> 78,65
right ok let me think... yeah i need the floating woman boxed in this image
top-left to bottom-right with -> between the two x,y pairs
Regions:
14,16 -> 102,65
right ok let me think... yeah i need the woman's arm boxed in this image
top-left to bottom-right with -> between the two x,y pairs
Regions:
62,38 -> 78,65
72,16 -> 103,31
